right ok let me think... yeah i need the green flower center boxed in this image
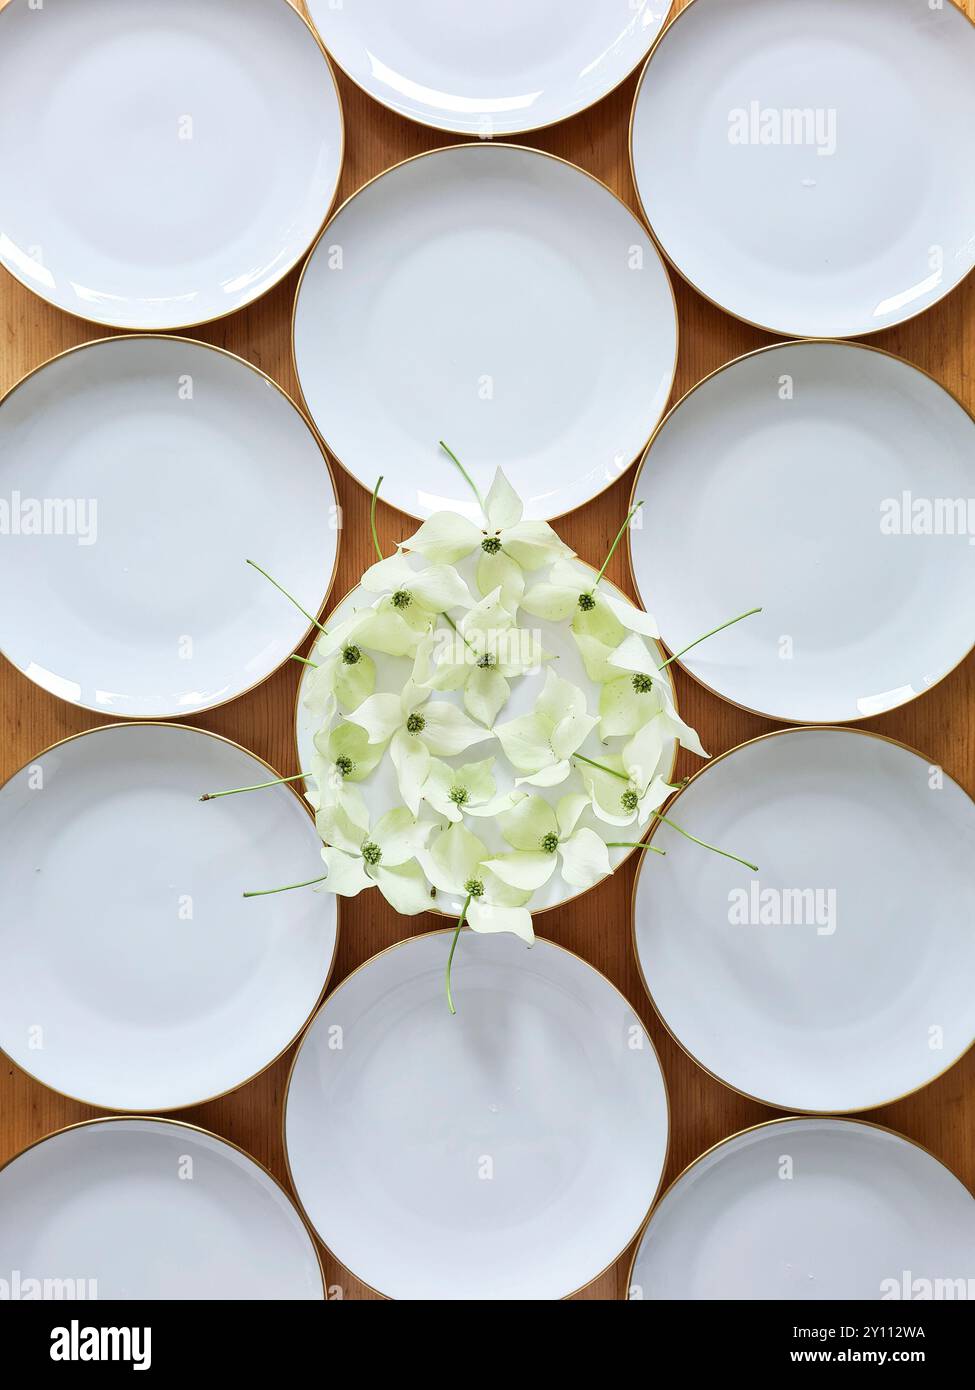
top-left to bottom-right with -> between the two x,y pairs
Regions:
464,878 -> 485,898
577,593 -> 596,612
476,653 -> 496,669
361,841 -> 382,866
632,673 -> 654,694
621,789 -> 639,813
481,536 -> 502,555
335,755 -> 354,777
342,645 -> 361,665
448,786 -> 469,806
391,590 -> 412,609
406,712 -> 426,735
541,832 -> 559,854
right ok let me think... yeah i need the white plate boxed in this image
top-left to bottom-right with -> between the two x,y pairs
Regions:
0,723 -> 337,1111
306,0 -> 669,137
633,728 -> 975,1113
285,931 -> 669,1300
0,1119 -> 324,1301
0,336 -> 338,719
296,570 -> 678,915
629,342 -> 975,724
629,1118 -> 975,1301
630,0 -> 975,337
0,0 -> 343,330
293,144 -> 677,522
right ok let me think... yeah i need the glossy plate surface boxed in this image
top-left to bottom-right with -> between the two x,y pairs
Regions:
631,0 -> 975,337
0,724 -> 337,1111
0,0 -> 343,329
286,932 -> 669,1300
0,336 -> 338,718
0,1119 -> 324,1300
629,342 -> 975,724
306,0 -> 668,136
294,144 -> 677,521
630,1119 -> 975,1301
633,729 -> 975,1113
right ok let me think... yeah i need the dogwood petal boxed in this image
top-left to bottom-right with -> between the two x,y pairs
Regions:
494,713 -> 553,774
401,511 -> 482,565
359,551 -> 416,594
601,590 -> 660,638
374,860 -> 435,916
537,667 -> 587,723
577,756 -> 637,827
499,794 -> 558,851
420,702 -> 495,757
467,900 -> 535,945
520,581 -> 577,623
599,675 -> 649,738
317,721 -> 385,781
483,851 -> 557,892
333,651 -> 376,711
348,692 -> 402,745
502,521 -> 572,571
320,846 -> 372,897
623,717 -> 671,789
375,805 -> 431,866
409,565 -> 475,613
477,549 -> 525,612
389,728 -> 431,816
608,631 -> 658,678
354,604 -> 427,658
422,822 -> 488,894
659,707 -> 708,760
485,468 -> 523,531
555,793 -> 591,839
572,631 -> 622,684
514,760 -> 571,788
559,827 -> 612,889
465,665 -> 509,726
550,708 -> 599,760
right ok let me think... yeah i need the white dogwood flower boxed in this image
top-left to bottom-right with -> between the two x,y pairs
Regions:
495,667 -> 598,787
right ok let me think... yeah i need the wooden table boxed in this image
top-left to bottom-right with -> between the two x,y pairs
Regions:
2,0 -> 973,1300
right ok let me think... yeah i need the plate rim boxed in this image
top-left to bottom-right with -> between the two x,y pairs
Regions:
0,332 -> 341,719
625,1113 -> 975,1300
0,720 -> 341,1113
0,0 -> 346,332
290,139 -> 680,524
627,0 -> 975,340
630,724 -> 975,1114
0,1113 -> 327,1299
303,0 -> 676,138
292,557 -> 680,921
626,336 -> 975,725
281,926 -> 672,1301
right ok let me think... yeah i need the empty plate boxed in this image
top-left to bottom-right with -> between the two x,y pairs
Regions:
0,0 -> 343,329
629,1118 -> 975,1301
0,723 -> 338,1111
628,341 -> 975,723
293,143 -> 678,521
633,728 -> 975,1113
0,336 -> 338,718
285,931 -> 669,1299
306,0 -> 670,136
0,1119 -> 324,1300
295,567 -> 679,915
630,0 -> 975,337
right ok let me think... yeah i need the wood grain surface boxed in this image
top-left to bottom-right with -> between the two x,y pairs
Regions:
1,0 -> 973,1300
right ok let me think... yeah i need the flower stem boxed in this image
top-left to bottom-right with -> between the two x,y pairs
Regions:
445,893 -> 473,1016
658,608 -> 762,671
651,812 -> 758,873
606,841 -> 666,856
590,501 -> 643,593
246,559 -> 327,634
243,873 -> 328,898
201,772 -> 307,802
370,475 -> 384,563
439,440 -> 485,517
574,752 -> 629,782
290,653 -> 317,668
443,611 -> 476,653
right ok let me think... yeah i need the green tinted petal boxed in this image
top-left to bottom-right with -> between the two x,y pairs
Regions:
499,794 -> 558,851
